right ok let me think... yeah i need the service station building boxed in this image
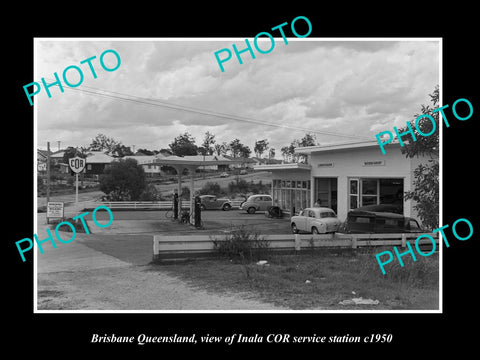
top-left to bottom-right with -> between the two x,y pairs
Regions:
255,141 -> 436,224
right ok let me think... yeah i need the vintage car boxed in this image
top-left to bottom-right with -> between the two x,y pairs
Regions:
346,209 -> 423,233
199,195 -> 232,211
240,194 -> 273,214
290,207 -> 341,234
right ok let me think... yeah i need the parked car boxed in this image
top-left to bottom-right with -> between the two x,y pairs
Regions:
351,203 -> 402,214
241,194 -> 273,214
220,172 -> 229,178
346,209 -> 423,233
199,195 -> 232,211
291,207 -> 341,234
239,169 -> 247,175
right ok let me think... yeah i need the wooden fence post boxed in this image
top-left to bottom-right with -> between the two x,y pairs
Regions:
294,234 -> 301,252
351,235 -> 357,249
401,234 -> 407,248
152,235 -> 159,261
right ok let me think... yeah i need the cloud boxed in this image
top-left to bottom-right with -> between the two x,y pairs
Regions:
36,39 -> 440,154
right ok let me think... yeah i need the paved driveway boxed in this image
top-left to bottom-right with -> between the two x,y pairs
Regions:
36,210 -> 288,311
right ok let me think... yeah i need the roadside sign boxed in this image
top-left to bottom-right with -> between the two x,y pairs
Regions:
37,162 -> 47,172
47,201 -> 64,219
69,156 -> 86,174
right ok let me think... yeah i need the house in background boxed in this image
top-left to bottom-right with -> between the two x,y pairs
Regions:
123,154 -> 167,177
181,155 -> 231,172
85,151 -> 115,176
49,149 -> 66,165
37,149 -> 49,173
38,148 -> 69,174
251,157 -> 283,167
224,156 -> 257,170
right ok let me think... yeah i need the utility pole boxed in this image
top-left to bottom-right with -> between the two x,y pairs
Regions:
46,142 -> 51,224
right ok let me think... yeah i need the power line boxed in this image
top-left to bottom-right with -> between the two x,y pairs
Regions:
47,81 -> 371,141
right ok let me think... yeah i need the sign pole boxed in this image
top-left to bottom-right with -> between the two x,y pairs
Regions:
75,172 -> 79,206
46,142 -> 51,224
69,155 -> 86,208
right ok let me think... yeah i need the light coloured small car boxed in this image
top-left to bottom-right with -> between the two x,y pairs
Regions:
291,207 -> 341,234
240,194 -> 272,214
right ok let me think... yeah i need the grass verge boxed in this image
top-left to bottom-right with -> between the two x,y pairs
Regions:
157,247 -> 439,310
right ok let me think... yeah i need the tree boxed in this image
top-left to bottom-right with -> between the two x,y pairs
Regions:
280,133 -> 318,163
239,144 -> 251,158
399,86 -> 439,230
201,131 -> 216,156
169,132 -> 198,156
214,142 -> 228,156
254,139 -> 269,158
298,133 -> 318,148
281,146 -> 292,162
268,148 -> 276,159
405,160 -> 439,230
111,144 -> 134,157
229,138 -> 251,158
228,139 -> 242,158
398,85 -> 439,158
136,148 -> 155,156
88,133 -> 133,157
100,158 -> 146,201
62,146 -> 86,164
88,133 -> 119,153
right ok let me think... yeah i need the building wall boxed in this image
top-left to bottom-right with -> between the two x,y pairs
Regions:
308,144 -> 432,222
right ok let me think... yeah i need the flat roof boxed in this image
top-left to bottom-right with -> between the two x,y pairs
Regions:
253,163 -> 312,171
150,155 -> 241,167
295,140 -> 400,154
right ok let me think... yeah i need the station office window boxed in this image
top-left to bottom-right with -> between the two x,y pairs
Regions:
272,179 -> 310,211
348,178 -> 403,212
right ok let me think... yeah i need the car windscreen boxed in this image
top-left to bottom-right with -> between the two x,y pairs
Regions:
319,211 -> 336,218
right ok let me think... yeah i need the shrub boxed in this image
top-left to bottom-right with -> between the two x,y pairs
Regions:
100,158 -> 146,200
50,217 -> 91,233
139,184 -> 160,201
102,189 -> 131,201
212,225 -> 270,262
357,247 -> 438,287
199,182 -> 224,196
181,186 -> 190,199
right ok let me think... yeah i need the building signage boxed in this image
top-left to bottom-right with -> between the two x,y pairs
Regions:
47,201 -> 64,219
363,160 -> 385,167
69,156 -> 86,174
317,162 -> 334,168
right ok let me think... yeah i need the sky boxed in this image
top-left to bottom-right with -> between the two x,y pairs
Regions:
35,38 -> 440,157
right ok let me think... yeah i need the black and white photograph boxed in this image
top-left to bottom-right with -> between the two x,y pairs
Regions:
6,6 -> 479,354
34,38 -> 441,312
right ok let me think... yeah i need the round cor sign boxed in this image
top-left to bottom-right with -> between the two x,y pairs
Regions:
69,156 -> 86,174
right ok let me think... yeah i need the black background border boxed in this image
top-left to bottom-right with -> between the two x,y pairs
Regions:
6,4 -> 478,355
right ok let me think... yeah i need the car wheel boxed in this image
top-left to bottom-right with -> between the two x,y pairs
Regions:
247,207 -> 256,214
312,227 -> 319,235
291,223 -> 299,234
200,204 -> 206,211
222,203 -> 231,211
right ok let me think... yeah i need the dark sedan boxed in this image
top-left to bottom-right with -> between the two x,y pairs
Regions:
199,195 -> 232,211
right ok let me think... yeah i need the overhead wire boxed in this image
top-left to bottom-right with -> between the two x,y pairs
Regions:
42,79 -> 372,141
